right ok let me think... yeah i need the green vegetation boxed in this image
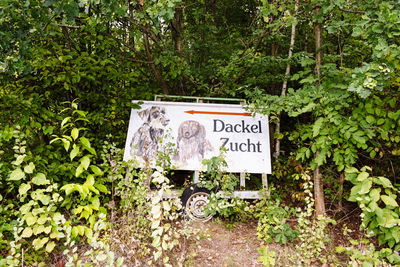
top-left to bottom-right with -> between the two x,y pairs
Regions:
1,0 -> 400,265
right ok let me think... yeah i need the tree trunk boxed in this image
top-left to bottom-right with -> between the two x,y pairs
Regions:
143,34 -> 169,95
313,5 -> 325,216
314,151 -> 325,216
171,6 -> 185,95
338,172 -> 345,210
274,0 -> 298,161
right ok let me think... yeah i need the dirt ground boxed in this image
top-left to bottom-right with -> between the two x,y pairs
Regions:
184,220 -> 265,267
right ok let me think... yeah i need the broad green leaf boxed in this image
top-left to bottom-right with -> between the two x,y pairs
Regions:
94,183 -> 107,193
369,150 -> 376,158
13,155 -> 26,166
80,156 -> 90,170
80,136 -> 91,148
43,226 -> 51,234
70,146 -> 79,161
62,139 -> 70,152
77,225 -> 85,236
369,188 -> 380,202
50,231 -> 59,239
90,165 -> 103,176
61,117 -> 71,128
72,226 -> 79,238
365,116 -> 375,124
75,164 -> 84,177
19,183 -> 31,196
40,195 -> 51,205
25,214 -> 37,226
80,137 -> 96,155
45,241 -> 56,253
71,128 -> 79,140
9,168 -> 25,181
61,184 -> 75,195
359,180 -> 372,195
91,196 -> 100,209
345,167 -> 358,174
24,162 -> 35,174
356,172 -> 369,181
151,205 -> 162,219
85,175 -> 95,186
21,227 -> 33,238
381,195 -> 398,207
32,173 -> 50,185
33,237 -> 49,250
37,215 -> 48,225
312,117 -> 324,137
375,176 -> 393,188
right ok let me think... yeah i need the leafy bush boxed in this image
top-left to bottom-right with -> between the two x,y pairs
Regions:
345,166 -> 400,263
255,193 -> 298,245
199,152 -> 254,222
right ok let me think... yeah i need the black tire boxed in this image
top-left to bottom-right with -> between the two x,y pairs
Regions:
180,184 -> 210,207
181,184 -> 213,222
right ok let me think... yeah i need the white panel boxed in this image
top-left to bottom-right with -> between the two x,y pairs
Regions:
123,101 -> 272,174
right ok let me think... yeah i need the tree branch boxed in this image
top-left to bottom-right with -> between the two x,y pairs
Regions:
338,8 -> 365,14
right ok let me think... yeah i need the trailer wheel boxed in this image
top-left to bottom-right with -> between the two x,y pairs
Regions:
185,191 -> 213,222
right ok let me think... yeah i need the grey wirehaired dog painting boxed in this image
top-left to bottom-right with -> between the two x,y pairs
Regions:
174,120 -> 213,164
130,106 -> 170,159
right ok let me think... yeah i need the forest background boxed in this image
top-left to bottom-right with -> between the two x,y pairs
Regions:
1,0 -> 400,266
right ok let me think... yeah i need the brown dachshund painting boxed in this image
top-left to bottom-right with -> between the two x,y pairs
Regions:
174,120 -> 213,164
130,106 -> 170,160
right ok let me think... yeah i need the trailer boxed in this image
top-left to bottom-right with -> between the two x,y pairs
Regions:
123,95 -> 272,222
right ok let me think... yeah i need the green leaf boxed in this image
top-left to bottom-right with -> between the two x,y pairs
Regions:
33,237 -> 49,250
21,227 -> 33,238
80,137 -> 96,155
151,205 -> 162,219
25,214 -> 37,226
356,172 -> 369,181
85,175 -> 95,186
45,241 -> 56,253
359,180 -> 372,195
53,212 -> 63,222
75,164 -> 84,178
312,118 -> 324,137
13,155 -> 26,166
61,117 -> 71,128
377,118 -> 385,125
90,165 -> 103,176
61,184 -> 75,195
9,168 -> 26,181
94,184 -> 107,193
369,188 -> 380,202
381,195 -> 398,207
24,162 -> 35,174
70,145 -> 79,161
62,139 -> 70,152
352,26 -> 363,37
19,183 -> 31,196
375,176 -> 393,188
71,128 -> 79,140
40,195 -> 51,205
80,156 -> 90,170
80,136 -> 91,148
365,116 -> 375,124
32,173 -> 50,185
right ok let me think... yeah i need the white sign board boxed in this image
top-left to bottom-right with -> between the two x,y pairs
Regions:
123,101 -> 271,174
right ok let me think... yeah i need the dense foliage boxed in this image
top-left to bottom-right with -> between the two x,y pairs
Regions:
1,0 -> 400,265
